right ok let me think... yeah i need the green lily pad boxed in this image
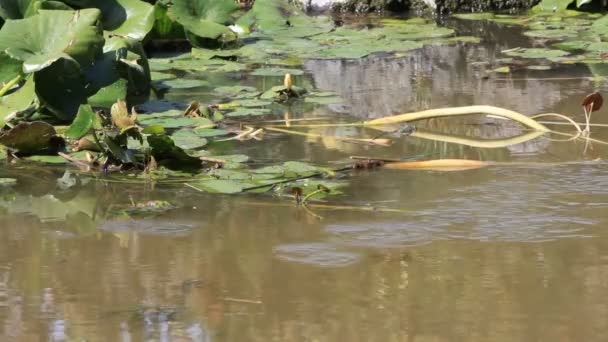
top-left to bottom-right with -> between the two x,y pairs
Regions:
151,71 -> 177,81
154,78 -> 210,89
532,0 -> 574,12
139,111 -> 214,129
192,128 -> 230,137
553,40 -> 590,51
65,104 -> 98,140
87,79 -> 128,108
211,154 -> 249,163
25,155 -> 66,164
0,9 -> 104,73
170,58 -> 247,73
503,47 -> 570,59
62,0 -> 155,40
453,13 -> 496,20
187,179 -> 245,194
226,107 -> 272,117
0,76 -> 35,127
170,129 -> 208,150
0,52 -> 22,85
213,85 -> 258,96
524,29 -> 578,39
167,0 -> 238,45
229,99 -> 273,107
147,133 -> 202,168
251,68 -> 304,77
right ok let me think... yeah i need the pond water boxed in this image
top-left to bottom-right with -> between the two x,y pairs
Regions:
3,18 -> 608,341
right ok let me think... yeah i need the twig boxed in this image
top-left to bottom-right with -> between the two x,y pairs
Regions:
199,156 -> 227,164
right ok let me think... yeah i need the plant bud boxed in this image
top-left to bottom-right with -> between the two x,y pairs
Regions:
284,73 -> 293,90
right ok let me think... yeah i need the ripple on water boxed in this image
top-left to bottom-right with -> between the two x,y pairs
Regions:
326,222 -> 436,248
98,219 -> 195,236
273,243 -> 361,267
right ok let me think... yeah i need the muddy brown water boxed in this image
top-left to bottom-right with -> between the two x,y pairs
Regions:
2,19 -> 608,341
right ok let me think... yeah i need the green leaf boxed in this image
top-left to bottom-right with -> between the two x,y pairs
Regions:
532,0 -> 574,12
0,76 -> 35,127
237,0 -> 330,38
142,125 -> 165,134
0,52 -> 22,85
170,129 -> 208,149
167,0 -> 238,44
102,36 -> 151,96
61,0 -> 155,40
251,68 -> 304,76
0,0 -> 39,19
0,9 -> 104,73
147,133 -> 202,168
25,155 -> 66,163
188,179 -> 244,194
153,78 -> 209,89
502,47 -> 570,59
192,128 -> 230,137
139,113 -> 213,128
87,79 -> 128,108
34,58 -> 87,120
65,104 -> 97,139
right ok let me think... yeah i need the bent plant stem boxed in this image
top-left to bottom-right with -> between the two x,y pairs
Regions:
269,106 -> 551,132
301,189 -> 326,204
364,105 -> 550,131
265,127 -> 391,146
0,75 -> 23,97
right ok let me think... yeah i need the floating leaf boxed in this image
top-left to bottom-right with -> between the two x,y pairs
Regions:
65,104 -> 98,139
147,133 -> 202,168
154,78 -> 210,89
187,179 -> 244,194
167,0 -> 239,45
170,129 -> 208,150
226,107 -> 272,117
503,47 -> 570,59
25,155 -> 66,164
251,68 -> 304,77
87,79 -> 128,108
150,71 -> 176,81
192,128 -> 230,137
0,121 -> 60,154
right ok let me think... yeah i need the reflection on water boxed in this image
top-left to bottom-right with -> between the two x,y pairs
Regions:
4,18 -> 608,342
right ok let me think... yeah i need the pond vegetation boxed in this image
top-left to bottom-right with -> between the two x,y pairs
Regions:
2,0 -> 607,211
4,0 -> 608,340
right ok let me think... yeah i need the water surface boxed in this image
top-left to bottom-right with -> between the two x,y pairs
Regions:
2,17 -> 608,341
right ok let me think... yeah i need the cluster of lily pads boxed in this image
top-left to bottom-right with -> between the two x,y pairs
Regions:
0,0 -> 484,199
454,0 -> 608,73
